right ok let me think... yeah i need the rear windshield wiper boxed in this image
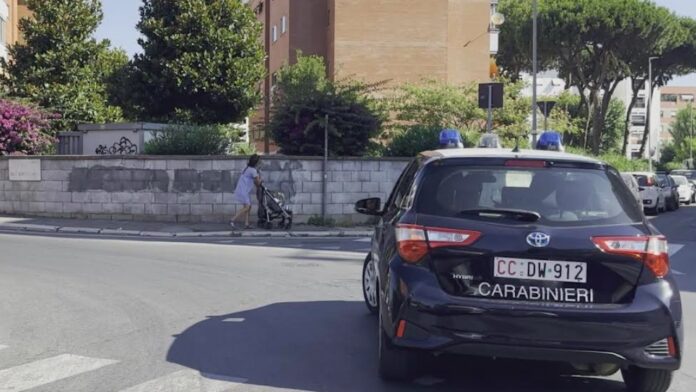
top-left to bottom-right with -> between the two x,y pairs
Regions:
458,208 -> 541,222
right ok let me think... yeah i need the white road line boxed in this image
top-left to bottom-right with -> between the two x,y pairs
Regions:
118,369 -> 247,392
670,244 -> 685,257
0,354 -> 118,392
354,238 -> 371,243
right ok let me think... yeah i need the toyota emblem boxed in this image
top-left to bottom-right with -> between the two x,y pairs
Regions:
526,232 -> 551,248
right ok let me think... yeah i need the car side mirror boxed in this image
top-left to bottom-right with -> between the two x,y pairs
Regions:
355,198 -> 382,216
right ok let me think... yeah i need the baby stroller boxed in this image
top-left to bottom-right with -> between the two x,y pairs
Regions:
257,185 -> 293,230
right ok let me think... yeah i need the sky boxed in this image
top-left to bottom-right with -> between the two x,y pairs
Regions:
94,0 -> 696,86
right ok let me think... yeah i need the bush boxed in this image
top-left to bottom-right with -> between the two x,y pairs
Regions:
144,124 -> 232,155
0,100 -> 56,155
566,147 -> 648,172
385,125 -> 477,157
270,55 -> 384,156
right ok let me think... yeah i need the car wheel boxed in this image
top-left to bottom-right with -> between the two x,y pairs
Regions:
622,367 -> 672,392
362,253 -> 379,315
378,311 -> 419,382
687,198 -> 692,206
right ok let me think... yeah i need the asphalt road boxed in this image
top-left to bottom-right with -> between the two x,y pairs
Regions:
0,208 -> 696,392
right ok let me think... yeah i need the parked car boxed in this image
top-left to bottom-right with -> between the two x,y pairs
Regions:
621,173 -> 642,206
358,149 -> 681,392
628,172 -> 665,215
670,170 -> 696,202
656,173 -> 679,211
670,175 -> 694,205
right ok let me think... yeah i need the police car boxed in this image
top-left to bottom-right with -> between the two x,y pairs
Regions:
357,132 -> 681,392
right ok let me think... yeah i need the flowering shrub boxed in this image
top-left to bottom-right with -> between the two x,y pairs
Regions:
0,100 -> 56,155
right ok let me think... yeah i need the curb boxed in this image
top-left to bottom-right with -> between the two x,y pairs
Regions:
0,223 -> 373,239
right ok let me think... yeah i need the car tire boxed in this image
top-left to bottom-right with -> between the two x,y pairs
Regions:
378,312 -> 419,382
362,253 -> 379,315
687,199 -> 692,206
622,367 -> 672,392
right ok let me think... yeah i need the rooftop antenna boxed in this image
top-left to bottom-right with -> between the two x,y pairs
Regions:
512,136 -> 521,153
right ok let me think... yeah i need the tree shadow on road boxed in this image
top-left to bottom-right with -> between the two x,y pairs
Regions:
167,301 -> 625,392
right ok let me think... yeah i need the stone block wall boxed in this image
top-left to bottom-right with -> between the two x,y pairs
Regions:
0,156 -> 410,224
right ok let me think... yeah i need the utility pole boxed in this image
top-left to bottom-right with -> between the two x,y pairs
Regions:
322,115 -> 329,221
263,0 -> 271,154
648,57 -> 658,173
531,0 -> 539,146
690,106 -> 694,168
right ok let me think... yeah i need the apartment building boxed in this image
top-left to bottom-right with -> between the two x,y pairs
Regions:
614,79 -> 662,160
248,0 -> 495,149
660,86 -> 696,144
0,0 -> 30,59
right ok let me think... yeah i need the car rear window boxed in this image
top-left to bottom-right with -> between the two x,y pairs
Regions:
415,164 -> 642,226
634,175 -> 650,187
673,176 -> 688,185
672,170 -> 696,180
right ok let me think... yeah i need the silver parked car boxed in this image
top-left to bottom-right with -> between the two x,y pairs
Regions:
621,173 -> 642,206
670,175 -> 694,205
627,172 -> 665,215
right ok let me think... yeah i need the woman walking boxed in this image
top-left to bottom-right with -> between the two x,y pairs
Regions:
230,154 -> 262,229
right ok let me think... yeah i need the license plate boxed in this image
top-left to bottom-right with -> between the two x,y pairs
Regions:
494,257 -> 587,283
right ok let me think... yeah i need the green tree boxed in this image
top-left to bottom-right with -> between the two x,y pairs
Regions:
1,0 -> 125,130
129,0 -> 265,124
270,55 -> 384,156
497,0 -> 693,154
669,105 -> 696,160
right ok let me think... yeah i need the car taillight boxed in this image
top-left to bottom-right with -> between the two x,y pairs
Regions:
592,236 -> 669,278
396,224 -> 481,263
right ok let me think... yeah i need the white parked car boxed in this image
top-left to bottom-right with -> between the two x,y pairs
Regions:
627,172 -> 665,215
670,175 -> 694,205
620,173 -> 641,205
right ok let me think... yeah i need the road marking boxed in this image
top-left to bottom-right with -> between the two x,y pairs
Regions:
118,369 -> 246,392
222,317 -> 245,322
354,238 -> 371,243
0,354 -> 118,392
670,244 -> 685,257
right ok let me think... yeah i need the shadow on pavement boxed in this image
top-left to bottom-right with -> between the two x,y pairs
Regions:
167,301 -> 625,392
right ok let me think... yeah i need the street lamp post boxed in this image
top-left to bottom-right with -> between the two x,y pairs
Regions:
531,0 -> 538,146
647,56 -> 658,173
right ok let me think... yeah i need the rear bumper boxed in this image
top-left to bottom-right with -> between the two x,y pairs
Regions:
382,262 -> 683,371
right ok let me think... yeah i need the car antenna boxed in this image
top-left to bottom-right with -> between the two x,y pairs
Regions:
512,136 -> 520,153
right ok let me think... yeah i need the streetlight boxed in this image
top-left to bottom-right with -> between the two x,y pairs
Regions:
531,0 -> 539,146
647,56 -> 658,173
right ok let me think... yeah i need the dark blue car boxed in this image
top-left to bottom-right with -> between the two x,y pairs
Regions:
357,148 -> 682,392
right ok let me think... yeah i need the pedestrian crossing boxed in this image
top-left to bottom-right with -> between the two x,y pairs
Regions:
0,345 -> 247,392
0,354 -> 118,392
119,370 -> 246,392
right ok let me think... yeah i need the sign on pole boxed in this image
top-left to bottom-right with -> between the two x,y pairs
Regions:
536,101 -> 556,131
479,83 -> 504,133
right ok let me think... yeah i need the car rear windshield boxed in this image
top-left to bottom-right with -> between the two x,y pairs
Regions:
672,170 -> 696,180
634,175 -> 650,187
673,176 -> 688,185
415,163 -> 643,226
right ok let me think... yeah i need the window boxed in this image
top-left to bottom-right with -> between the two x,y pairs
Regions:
662,94 -> 678,103
281,16 -> 287,34
630,114 -> 646,126
415,165 -> 642,226
272,25 -> 278,42
635,97 -> 646,109
681,94 -> 694,102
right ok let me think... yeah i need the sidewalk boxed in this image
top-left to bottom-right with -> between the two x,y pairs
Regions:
0,215 -> 373,238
